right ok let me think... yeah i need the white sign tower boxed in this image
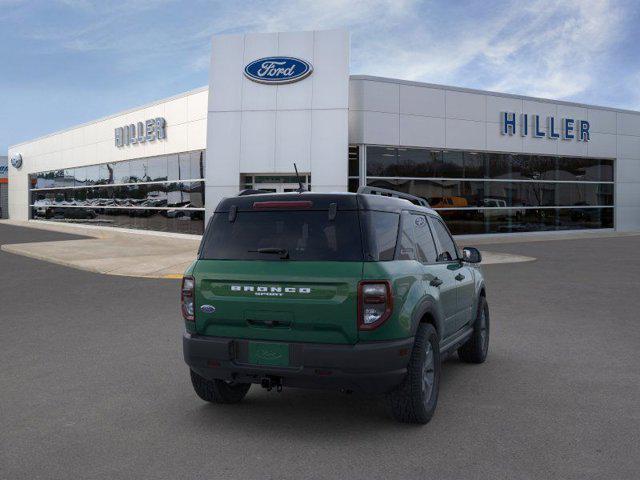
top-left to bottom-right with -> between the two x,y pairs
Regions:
205,29 -> 350,218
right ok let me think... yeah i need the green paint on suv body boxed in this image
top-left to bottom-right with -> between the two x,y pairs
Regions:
193,260 -> 362,344
182,190 -> 489,424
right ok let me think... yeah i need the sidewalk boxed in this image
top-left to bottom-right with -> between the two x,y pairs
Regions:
0,220 -> 200,279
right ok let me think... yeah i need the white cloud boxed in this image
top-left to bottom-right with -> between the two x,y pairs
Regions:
343,0 -> 625,101
483,0 -> 624,99
7,0 -> 633,104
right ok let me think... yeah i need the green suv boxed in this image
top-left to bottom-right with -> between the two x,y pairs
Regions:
182,187 -> 489,424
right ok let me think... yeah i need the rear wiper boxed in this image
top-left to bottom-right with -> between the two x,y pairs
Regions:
248,247 -> 290,259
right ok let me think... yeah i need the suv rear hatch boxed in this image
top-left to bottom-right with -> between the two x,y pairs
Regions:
193,196 -> 364,344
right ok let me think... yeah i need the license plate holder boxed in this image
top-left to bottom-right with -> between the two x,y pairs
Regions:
248,342 -> 290,367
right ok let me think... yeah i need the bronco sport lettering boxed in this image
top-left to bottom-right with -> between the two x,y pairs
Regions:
230,285 -> 311,295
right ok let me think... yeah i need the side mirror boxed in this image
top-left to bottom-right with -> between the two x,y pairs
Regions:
462,247 -> 482,264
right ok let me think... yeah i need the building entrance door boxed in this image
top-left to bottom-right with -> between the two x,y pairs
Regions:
255,183 -> 301,193
242,174 -> 310,193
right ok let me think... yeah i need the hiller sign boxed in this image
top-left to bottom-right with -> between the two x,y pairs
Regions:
115,117 -> 166,147
500,112 -> 590,142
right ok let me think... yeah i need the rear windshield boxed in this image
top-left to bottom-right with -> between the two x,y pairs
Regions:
201,210 -> 364,261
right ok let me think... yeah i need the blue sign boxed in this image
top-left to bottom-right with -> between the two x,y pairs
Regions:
500,112 -> 590,142
244,56 -> 313,85
200,304 -> 216,314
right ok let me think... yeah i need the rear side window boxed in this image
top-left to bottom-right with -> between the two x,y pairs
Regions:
412,214 -> 437,263
429,217 -> 458,262
397,214 -> 416,260
200,211 -> 363,261
362,211 -> 399,261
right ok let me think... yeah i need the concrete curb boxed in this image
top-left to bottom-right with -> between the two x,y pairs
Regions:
0,243 -> 185,279
1,243 -> 103,275
480,252 -> 536,265
0,221 -> 199,279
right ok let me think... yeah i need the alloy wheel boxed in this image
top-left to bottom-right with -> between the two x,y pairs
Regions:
421,343 -> 435,404
479,308 -> 489,354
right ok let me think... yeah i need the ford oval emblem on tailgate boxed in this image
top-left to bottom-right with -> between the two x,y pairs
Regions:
200,305 -> 216,314
244,56 -> 313,84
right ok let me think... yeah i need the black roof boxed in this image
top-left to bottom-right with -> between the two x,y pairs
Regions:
215,191 -> 438,215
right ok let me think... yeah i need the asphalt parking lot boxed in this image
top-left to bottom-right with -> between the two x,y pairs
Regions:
1,224 -> 639,480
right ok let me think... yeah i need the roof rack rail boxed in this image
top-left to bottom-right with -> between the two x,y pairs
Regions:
357,186 -> 430,207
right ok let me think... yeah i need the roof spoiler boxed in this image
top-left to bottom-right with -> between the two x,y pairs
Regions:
357,186 -> 430,207
237,189 -> 275,196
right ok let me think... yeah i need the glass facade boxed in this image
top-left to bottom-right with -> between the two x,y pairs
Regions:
349,146 -> 615,235
29,151 -> 205,235
26,144 -> 617,237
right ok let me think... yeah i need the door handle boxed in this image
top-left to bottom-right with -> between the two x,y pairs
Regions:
455,273 -> 465,281
429,277 -> 443,287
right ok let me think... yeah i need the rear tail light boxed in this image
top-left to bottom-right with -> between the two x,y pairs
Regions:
358,281 -> 393,330
181,276 -> 195,322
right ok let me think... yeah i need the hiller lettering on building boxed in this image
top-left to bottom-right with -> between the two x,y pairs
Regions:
500,112 -> 590,141
115,117 -> 166,147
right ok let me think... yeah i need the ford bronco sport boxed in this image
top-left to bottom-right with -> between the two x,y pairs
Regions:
182,187 -> 489,424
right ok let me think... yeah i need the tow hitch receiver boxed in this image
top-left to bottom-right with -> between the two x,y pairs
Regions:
260,376 -> 283,392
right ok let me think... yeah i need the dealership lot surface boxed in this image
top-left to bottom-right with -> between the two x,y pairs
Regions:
1,224 -> 639,480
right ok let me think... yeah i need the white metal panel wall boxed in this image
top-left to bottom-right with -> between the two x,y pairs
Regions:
206,29 -> 350,219
348,76 -> 640,231
7,88 -> 209,221
616,113 -> 640,230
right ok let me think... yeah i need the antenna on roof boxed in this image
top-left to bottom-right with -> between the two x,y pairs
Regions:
293,163 -> 306,193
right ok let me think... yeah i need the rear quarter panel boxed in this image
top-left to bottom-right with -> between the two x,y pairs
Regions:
358,261 -> 425,341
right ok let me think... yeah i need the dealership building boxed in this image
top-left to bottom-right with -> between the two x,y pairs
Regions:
7,29 -> 640,236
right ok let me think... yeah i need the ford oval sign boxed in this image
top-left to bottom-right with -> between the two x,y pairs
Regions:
200,304 -> 216,314
244,56 -> 313,85
10,153 -> 23,169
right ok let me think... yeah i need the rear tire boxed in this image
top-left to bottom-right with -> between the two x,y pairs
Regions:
458,296 -> 490,364
190,369 -> 251,404
387,323 -> 441,424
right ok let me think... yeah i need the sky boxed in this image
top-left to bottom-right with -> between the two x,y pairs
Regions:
1,0 -> 639,153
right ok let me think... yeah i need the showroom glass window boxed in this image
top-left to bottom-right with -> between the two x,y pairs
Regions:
354,146 -> 614,235
28,150 -> 206,235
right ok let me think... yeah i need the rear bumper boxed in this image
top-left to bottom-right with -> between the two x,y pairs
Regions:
183,332 -> 414,394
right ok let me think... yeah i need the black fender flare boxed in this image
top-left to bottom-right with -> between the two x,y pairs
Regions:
473,280 -> 487,314
410,296 -> 444,339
